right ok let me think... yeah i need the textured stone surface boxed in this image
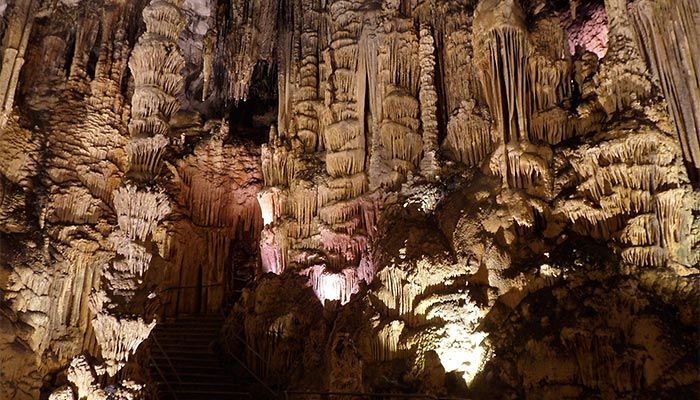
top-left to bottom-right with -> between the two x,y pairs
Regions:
0,0 -> 697,399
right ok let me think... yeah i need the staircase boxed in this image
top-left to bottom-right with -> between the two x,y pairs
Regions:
148,314 -> 262,400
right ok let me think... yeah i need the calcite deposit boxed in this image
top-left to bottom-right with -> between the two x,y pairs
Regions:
0,0 -> 698,399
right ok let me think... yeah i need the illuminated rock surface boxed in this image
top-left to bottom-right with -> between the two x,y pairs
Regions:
0,0 -> 698,399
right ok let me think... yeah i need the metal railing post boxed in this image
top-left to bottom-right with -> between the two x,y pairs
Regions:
152,335 -> 182,385
147,343 -> 179,400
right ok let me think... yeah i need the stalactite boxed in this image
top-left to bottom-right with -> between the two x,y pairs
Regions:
527,18 -> 572,113
260,227 -> 288,275
371,320 -> 404,361
113,185 -> 170,242
3,1 -> 699,398
125,134 -> 169,180
261,133 -> 299,187
301,265 -> 359,304
474,0 -> 530,146
619,214 -> 658,246
84,0 -> 186,382
560,328 -> 646,392
473,0 -> 561,195
89,310 -> 156,376
0,0 -> 38,129
375,18 -> 422,183
596,0 -> 651,116
558,116 -> 696,270
258,187 -> 285,226
126,0 -> 185,178
630,0 -> 700,181
439,8 -> 476,116
530,108 -> 576,144
443,100 -> 493,166
216,0 -> 278,101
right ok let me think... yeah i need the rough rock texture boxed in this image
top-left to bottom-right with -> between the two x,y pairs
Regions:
224,0 -> 700,398
0,1 -> 262,398
0,0 -> 698,399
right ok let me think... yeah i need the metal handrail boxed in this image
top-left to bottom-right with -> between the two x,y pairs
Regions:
152,286 -> 463,400
147,340 -> 179,400
216,308 -> 279,399
152,334 -> 182,384
228,345 -> 279,399
229,328 -> 269,372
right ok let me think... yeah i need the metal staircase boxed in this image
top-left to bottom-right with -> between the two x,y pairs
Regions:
146,314 -> 261,400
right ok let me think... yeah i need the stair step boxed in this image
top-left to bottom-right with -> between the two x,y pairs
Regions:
150,357 -> 224,366
152,367 -> 235,377
156,391 -> 252,400
160,317 -> 224,323
156,381 -> 250,389
154,338 -> 215,344
154,344 -> 215,352
151,371 -> 237,380
154,331 -> 220,338
151,356 -> 224,365
155,326 -> 221,331
157,324 -> 222,330
153,343 -> 216,351
153,336 -> 217,343
149,314 -> 255,400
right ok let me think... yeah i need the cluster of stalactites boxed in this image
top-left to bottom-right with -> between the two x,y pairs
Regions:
443,100 -> 493,167
107,185 -> 171,297
90,308 -> 156,376
126,0 -> 186,180
557,126 -> 697,269
439,9 -> 495,169
469,0 -> 587,197
287,0 -> 322,153
474,0 -> 530,146
81,185 -> 169,376
595,0 -> 651,116
375,17 -> 422,186
49,356 -> 143,399
215,0 -> 278,101
303,0 -> 371,278
81,0 -> 186,384
630,0 -> 700,181
0,0 -> 37,129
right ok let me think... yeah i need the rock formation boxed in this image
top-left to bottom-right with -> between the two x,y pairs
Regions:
0,0 -> 698,399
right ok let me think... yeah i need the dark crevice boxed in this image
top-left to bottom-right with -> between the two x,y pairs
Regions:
227,60 -> 278,145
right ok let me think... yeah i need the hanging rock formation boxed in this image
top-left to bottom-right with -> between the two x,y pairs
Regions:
0,0 -> 698,399
630,0 -> 700,183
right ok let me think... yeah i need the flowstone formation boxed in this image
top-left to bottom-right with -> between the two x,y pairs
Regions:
0,0 -> 698,399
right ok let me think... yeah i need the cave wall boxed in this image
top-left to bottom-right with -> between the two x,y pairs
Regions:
0,1 -> 262,398
227,0 -> 700,398
0,0 -> 697,399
